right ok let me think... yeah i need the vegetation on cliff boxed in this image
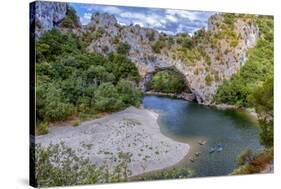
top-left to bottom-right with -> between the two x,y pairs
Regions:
215,16 -> 273,148
36,29 -> 142,134
215,16 -> 274,174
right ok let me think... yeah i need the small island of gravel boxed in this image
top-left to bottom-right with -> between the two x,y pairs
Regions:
36,107 -> 189,176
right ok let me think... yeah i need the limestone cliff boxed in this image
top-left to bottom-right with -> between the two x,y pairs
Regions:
32,1 -> 67,37
33,3 -> 259,105
85,13 -> 259,104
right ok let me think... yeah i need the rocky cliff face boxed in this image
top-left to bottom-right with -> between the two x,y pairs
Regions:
33,3 -> 259,105
33,1 -> 67,37
85,13 -> 259,104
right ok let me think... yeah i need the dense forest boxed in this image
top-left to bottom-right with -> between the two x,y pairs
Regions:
36,28 -> 142,134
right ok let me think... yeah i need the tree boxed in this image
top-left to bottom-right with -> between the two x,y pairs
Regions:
248,76 -> 273,147
93,83 -> 124,112
61,6 -> 80,28
36,84 -> 75,122
107,54 -> 140,82
148,70 -> 186,93
117,79 -> 142,107
86,65 -> 115,85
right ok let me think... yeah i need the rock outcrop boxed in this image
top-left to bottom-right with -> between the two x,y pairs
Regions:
33,3 -> 259,105
32,1 -> 67,37
86,13 -> 259,104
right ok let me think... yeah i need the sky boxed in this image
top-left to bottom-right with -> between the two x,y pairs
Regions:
70,3 -> 215,35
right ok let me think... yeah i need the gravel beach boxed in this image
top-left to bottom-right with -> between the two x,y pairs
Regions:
36,107 -> 189,176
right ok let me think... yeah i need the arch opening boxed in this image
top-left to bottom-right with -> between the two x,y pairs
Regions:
143,67 -> 196,102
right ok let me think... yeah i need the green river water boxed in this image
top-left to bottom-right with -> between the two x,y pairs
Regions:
142,95 -> 263,177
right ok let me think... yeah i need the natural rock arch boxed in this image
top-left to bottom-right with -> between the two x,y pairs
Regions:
142,67 -> 196,102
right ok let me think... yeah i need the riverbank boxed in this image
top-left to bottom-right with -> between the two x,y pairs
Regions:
145,91 -> 195,101
35,106 -> 189,177
209,103 -> 258,120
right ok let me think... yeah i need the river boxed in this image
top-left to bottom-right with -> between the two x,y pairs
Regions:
142,95 -> 263,177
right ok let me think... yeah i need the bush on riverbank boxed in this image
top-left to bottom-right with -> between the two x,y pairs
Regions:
35,143 -> 128,187
135,167 -> 194,181
232,148 -> 273,175
36,122 -> 48,135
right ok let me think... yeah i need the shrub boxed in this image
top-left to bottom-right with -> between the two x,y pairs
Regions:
113,36 -> 120,44
205,74 -> 213,86
61,7 -> 80,28
137,167 -> 194,180
37,122 -> 48,135
36,85 -> 75,122
151,40 -> 165,53
93,28 -> 105,40
116,42 -> 131,55
238,149 -> 254,166
73,120 -> 80,127
35,143 -> 128,187
232,148 -> 273,175
230,39 -> 239,47
146,31 -> 155,41
223,13 -> 236,26
182,38 -> 193,49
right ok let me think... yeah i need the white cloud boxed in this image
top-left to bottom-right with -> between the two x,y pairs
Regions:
83,12 -> 92,19
119,12 -> 165,28
166,9 -> 199,20
119,12 -> 147,20
101,6 -> 122,14
85,5 -> 121,14
80,12 -> 92,25
71,3 -> 214,34
166,14 -> 178,22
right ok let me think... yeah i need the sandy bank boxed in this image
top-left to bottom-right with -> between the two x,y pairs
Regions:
36,106 -> 189,176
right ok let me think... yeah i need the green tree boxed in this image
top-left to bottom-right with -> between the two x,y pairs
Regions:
248,76 -> 273,147
107,54 -> 140,82
61,6 -> 80,28
148,70 -> 186,93
36,84 -> 75,122
117,79 -> 142,107
93,83 -> 124,112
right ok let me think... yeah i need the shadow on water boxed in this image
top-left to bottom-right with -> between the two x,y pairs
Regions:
142,95 -> 263,177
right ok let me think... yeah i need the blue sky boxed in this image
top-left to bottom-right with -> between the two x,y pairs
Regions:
70,3 -> 215,35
